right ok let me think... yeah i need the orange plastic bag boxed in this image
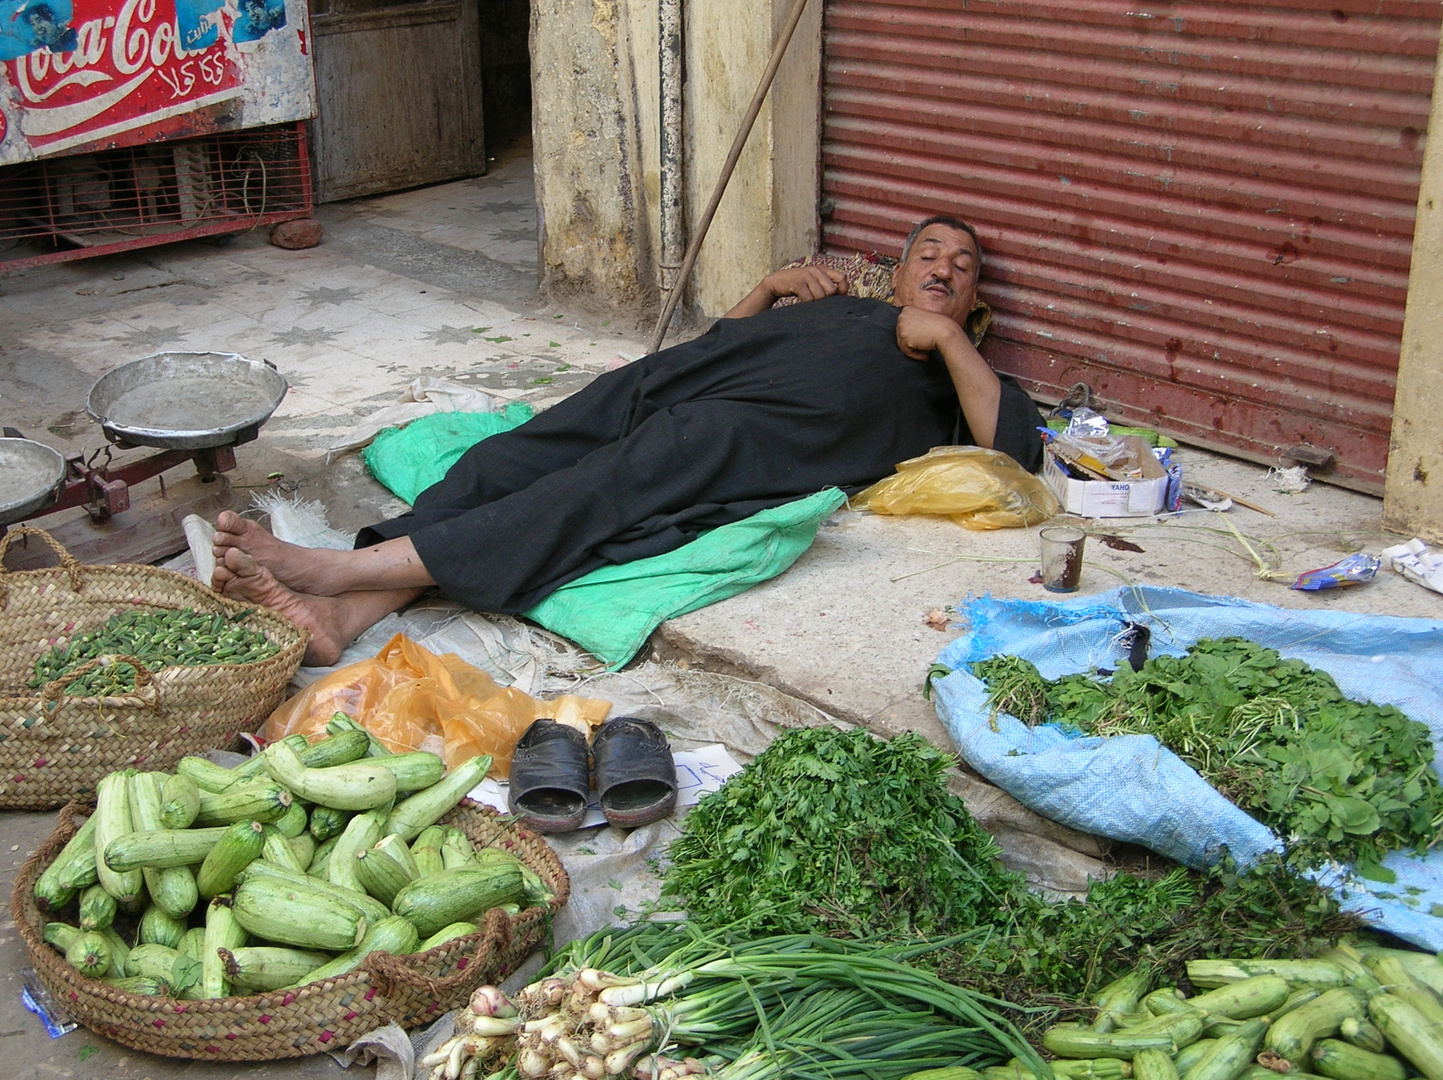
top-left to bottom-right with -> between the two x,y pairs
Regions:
853,446 -> 1059,530
259,634 -> 610,777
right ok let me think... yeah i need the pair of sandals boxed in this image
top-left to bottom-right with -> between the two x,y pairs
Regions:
507,716 -> 678,833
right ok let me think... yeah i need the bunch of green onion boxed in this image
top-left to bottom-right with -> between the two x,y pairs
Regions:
421,922 -> 1049,1080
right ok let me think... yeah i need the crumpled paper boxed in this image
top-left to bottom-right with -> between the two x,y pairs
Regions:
330,1021 -> 415,1080
1381,537 -> 1443,595
328,376 -> 500,459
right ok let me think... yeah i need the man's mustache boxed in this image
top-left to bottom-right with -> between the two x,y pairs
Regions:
922,276 -> 955,295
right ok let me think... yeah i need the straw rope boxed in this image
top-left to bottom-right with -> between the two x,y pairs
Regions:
14,800 -> 569,1060
0,528 -> 307,808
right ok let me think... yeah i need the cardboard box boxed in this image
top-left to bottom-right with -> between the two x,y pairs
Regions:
1043,435 -> 1171,517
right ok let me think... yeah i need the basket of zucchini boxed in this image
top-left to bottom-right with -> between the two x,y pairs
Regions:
1015,952 -> 1443,1080
0,527 -> 308,810
11,720 -> 569,1061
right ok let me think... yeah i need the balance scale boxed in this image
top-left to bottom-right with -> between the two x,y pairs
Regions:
0,352 -> 287,570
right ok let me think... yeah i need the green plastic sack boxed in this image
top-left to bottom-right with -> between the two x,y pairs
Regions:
363,406 -> 534,504
525,488 -> 847,669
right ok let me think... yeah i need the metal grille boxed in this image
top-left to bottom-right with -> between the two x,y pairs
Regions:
821,0 -> 1441,492
0,123 -> 313,271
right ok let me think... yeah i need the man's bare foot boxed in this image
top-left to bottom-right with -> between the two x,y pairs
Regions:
215,547 -> 348,666
212,510 -> 348,596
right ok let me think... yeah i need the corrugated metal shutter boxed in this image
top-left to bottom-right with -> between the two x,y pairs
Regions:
821,0 -> 1440,492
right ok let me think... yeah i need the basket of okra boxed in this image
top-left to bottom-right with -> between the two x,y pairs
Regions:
0,527 -> 307,809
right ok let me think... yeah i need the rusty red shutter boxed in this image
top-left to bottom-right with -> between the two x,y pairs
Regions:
821,0 -> 1441,491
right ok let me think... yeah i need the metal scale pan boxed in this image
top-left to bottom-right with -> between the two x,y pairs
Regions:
86,351 -> 289,450
0,438 -> 66,527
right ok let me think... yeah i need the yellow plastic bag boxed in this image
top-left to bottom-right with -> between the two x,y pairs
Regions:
853,446 -> 1059,530
259,634 -> 610,777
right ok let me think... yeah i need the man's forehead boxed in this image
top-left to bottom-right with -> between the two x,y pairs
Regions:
910,226 -> 978,258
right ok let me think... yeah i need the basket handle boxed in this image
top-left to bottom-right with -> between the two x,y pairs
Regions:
363,906 -> 514,998
40,654 -> 162,711
0,527 -> 84,607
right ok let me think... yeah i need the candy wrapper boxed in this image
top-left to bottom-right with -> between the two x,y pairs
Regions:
1292,553 -> 1381,591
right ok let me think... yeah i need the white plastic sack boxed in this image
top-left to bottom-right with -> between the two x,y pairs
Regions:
931,586 -> 1443,951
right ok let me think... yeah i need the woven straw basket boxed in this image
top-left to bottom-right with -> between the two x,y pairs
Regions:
0,527 -> 308,809
14,801 -> 570,1060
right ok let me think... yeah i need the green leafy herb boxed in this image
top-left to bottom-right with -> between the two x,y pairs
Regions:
973,637 -> 1443,871
663,727 -> 1022,938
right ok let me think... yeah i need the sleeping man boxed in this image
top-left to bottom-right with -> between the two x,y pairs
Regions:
213,215 -> 1046,664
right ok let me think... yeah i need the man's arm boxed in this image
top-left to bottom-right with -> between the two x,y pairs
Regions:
895,306 -> 1002,450
724,265 -> 849,319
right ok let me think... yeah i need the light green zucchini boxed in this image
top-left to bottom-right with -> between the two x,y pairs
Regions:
383,754 -> 491,842
263,742 -> 396,811
94,771 -> 143,904
158,772 -> 201,829
33,812 -> 98,910
196,819 -> 266,898
286,916 -> 417,987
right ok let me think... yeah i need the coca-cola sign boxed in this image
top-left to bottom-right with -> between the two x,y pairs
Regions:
0,0 -> 312,163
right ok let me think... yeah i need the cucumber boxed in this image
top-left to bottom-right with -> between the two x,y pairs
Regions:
410,825 -> 446,878
326,713 -> 390,756
440,826 -> 474,870
221,946 -> 332,993
308,805 -> 349,843
287,832 -> 318,869
177,756 -> 242,793
354,848 -> 412,907
1186,975 -> 1289,1020
200,896 -> 248,999
1369,992 -> 1443,1080
236,859 -> 389,924
1043,1027 -> 1176,1060
308,835 -> 338,876
34,812 -> 98,910
67,930 -> 112,978
96,926 -> 131,978
230,734 -> 308,779
78,883 -> 117,930
128,772 -> 199,919
260,825 -> 307,873
1093,970 -> 1153,1033
384,754 -> 492,842
264,742 -> 396,811
197,820 -> 267,898
232,877 -> 367,951
195,780 -> 292,826
1132,1049 -> 1178,1080
1185,959 -> 1349,990
1311,1039 -> 1407,1080
1262,987 -> 1366,1068
1172,1040 -> 1218,1075
328,804 -> 390,893
43,922 -> 82,953
1339,1016 -> 1387,1054
94,771 -> 143,904
106,826 -> 229,871
159,773 -> 201,829
1180,1016 -> 1266,1080
177,926 -> 207,962
103,975 -> 171,996
1143,988 -> 1191,1017
417,921 -> 479,952
371,751 -> 445,793
286,916 -> 417,987
299,730 -> 372,769
138,904 -> 188,950
1367,956 -> 1443,1030
126,944 -> 201,993
272,799 -> 309,840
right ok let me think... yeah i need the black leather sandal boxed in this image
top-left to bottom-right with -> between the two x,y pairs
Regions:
506,719 -> 592,833
592,716 -> 678,829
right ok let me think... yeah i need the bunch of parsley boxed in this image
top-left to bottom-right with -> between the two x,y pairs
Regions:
661,726 -> 1023,938
973,637 -> 1443,876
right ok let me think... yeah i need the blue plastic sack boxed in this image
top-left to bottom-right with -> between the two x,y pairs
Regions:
931,586 -> 1443,950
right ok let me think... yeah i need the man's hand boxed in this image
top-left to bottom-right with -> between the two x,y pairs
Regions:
895,305 -> 967,361
724,265 -> 848,319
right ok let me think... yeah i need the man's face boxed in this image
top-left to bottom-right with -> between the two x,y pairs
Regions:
891,224 -> 980,326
